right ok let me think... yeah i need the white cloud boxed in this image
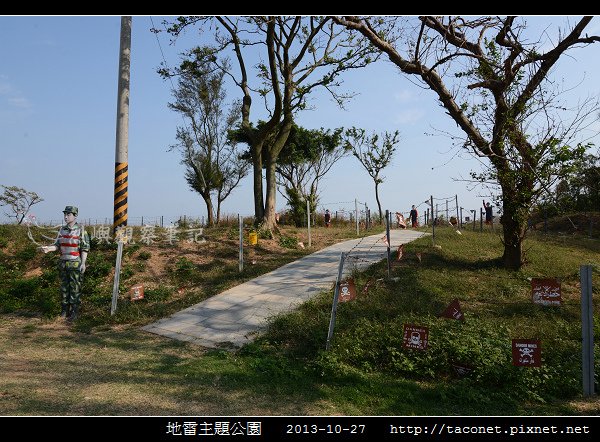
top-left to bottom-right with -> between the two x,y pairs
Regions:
0,76 -> 31,111
393,109 -> 425,125
7,97 -> 31,109
393,89 -> 416,103
0,77 -> 12,95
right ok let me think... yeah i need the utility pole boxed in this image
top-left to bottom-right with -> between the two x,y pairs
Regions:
110,16 -> 131,316
113,16 -> 132,234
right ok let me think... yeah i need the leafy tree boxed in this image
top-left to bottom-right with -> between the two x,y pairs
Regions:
168,62 -> 248,226
276,125 -> 346,226
160,16 -> 377,228
0,185 -> 44,224
538,149 -> 600,215
336,16 -> 600,269
343,128 -> 399,220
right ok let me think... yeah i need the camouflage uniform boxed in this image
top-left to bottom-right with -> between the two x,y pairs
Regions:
55,206 -> 90,319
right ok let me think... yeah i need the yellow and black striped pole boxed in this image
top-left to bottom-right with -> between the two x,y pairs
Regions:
114,162 -> 128,229
113,16 -> 131,233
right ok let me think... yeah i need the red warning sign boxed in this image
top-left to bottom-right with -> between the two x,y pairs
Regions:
531,278 -> 561,306
396,244 -> 404,261
129,283 -> 145,301
402,324 -> 429,350
512,339 -> 541,367
439,299 -> 465,321
338,279 -> 357,303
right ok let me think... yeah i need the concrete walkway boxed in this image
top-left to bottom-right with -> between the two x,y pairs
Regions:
142,229 -> 426,349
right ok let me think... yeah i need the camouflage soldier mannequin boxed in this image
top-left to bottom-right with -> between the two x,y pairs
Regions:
40,206 -> 90,321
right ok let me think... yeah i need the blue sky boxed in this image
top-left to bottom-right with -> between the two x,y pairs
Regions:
1,16 -> 599,226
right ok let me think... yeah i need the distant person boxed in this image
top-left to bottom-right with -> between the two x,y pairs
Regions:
483,200 -> 493,225
409,205 -> 419,228
39,205 -> 90,322
324,209 -> 331,228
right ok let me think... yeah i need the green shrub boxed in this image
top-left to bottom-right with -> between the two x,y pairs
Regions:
15,245 -> 37,262
279,234 -> 298,249
121,264 -> 135,280
123,243 -> 141,257
137,250 -> 152,260
174,257 -> 195,275
8,278 -> 39,299
144,287 -> 171,302
86,255 -> 112,278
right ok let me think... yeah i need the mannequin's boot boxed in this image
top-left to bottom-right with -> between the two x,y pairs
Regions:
68,304 -> 79,322
60,304 -> 70,319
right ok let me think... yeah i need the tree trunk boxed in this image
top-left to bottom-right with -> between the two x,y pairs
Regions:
216,199 -> 222,225
263,157 -> 278,229
202,194 -> 215,227
263,118 -> 293,230
499,184 -> 530,270
375,181 -> 383,220
500,209 -> 525,270
252,143 -> 264,225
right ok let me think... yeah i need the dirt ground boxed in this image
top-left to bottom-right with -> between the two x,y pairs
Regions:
0,314 -> 335,415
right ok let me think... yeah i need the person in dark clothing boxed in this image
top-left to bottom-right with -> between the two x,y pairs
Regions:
324,209 -> 331,228
409,205 -> 419,228
483,200 -> 493,225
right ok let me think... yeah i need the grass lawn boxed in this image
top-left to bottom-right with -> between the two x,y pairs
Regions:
0,221 -> 599,415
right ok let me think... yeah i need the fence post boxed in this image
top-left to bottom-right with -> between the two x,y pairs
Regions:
480,208 -> 483,232
580,265 -> 595,397
238,214 -> 243,272
455,195 -> 460,230
355,198 -> 359,236
110,240 -> 124,315
430,196 -> 435,246
385,209 -> 391,279
326,252 -> 346,350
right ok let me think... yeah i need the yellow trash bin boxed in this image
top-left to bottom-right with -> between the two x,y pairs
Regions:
249,231 -> 258,245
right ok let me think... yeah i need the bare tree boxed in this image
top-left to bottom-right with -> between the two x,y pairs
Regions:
0,185 -> 44,224
168,63 -> 248,226
335,16 -> 600,269
344,128 -> 400,220
160,16 -> 377,229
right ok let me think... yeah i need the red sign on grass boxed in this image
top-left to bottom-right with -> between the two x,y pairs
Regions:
439,298 -> 465,321
531,278 -> 561,306
512,339 -> 541,367
129,283 -> 145,301
338,279 -> 357,303
402,324 -> 429,350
